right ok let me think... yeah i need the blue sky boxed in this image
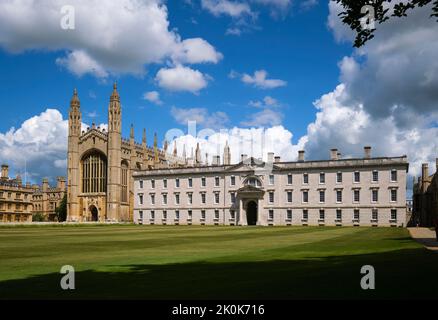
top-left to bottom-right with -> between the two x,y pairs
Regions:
0,0 -> 437,189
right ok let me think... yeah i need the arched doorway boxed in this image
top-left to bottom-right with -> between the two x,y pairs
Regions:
90,205 -> 99,222
246,201 -> 258,226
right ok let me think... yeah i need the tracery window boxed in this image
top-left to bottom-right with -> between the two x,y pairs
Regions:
121,162 -> 129,203
82,152 -> 107,193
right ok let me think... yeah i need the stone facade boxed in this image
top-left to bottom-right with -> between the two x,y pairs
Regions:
412,159 -> 438,226
66,84 -> 182,222
133,147 -> 409,227
31,177 -> 66,221
0,165 -> 33,222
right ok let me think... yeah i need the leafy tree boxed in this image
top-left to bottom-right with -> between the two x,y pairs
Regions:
56,194 -> 67,222
32,212 -> 45,222
334,0 -> 438,47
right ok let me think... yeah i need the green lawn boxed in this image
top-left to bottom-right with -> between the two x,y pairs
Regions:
0,225 -> 437,299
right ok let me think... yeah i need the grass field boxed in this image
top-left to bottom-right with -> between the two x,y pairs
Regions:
1,224 -> 438,299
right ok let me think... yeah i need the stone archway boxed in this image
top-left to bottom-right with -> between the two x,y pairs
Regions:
90,205 -> 99,222
246,201 -> 258,226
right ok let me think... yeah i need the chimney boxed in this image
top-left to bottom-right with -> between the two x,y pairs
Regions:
274,156 -> 281,163
337,152 -> 341,159
1,164 -> 9,180
364,146 -> 371,159
42,178 -> 49,192
16,175 -> 22,186
422,163 -> 429,180
330,149 -> 338,160
267,152 -> 274,163
241,154 -> 248,162
57,177 -> 66,190
298,150 -> 305,162
212,156 -> 220,166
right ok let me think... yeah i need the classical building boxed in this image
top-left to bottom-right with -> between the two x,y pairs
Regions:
133,147 -> 409,227
412,159 -> 438,226
0,165 -> 33,223
31,177 -> 66,221
67,84 -> 182,222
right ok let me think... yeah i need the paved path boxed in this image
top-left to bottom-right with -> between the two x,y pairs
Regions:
408,227 -> 438,251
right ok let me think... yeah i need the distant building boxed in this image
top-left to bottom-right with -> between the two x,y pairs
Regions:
133,147 -> 409,227
31,177 -> 66,221
412,159 -> 438,226
0,165 -> 33,223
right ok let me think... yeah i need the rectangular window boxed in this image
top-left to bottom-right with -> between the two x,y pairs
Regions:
201,193 -> 206,204
391,189 -> 397,202
354,171 -> 360,183
162,194 -> 167,205
139,181 -> 143,189
372,171 -> 379,182
151,180 -> 155,189
336,190 -> 342,203
215,176 -> 220,187
175,210 -> 180,220
215,193 -> 220,204
319,173 -> 325,184
391,209 -> 397,221
372,189 -> 378,202
188,178 -> 193,188
336,209 -> 342,221
287,209 -> 292,220
188,193 -> 193,205
163,179 -> 167,188
287,174 -> 293,185
391,170 -> 397,182
268,209 -> 274,220
303,173 -> 309,184
231,176 -> 236,186
175,178 -> 180,188
231,192 -> 236,204
319,210 -> 325,220
139,211 -> 143,220
163,210 -> 167,220
303,209 -> 308,220
201,177 -> 206,187
138,194 -> 143,205
175,194 -> 180,205
188,210 -> 192,219
336,172 -> 342,183
354,209 -> 360,221
269,192 -> 274,204
214,210 -> 219,220
354,190 -> 360,202
150,210 -> 155,220
230,210 -> 235,219
287,191 -> 293,203
319,190 -> 325,203
201,210 -> 206,220
269,175 -> 275,185
302,191 -> 309,203
372,209 -> 378,221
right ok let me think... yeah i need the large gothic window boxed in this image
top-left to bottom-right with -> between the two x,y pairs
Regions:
121,162 -> 128,203
82,152 -> 107,194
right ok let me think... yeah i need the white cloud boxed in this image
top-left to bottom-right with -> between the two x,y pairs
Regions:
155,65 -> 209,93
143,91 -> 163,105
249,95 -> 279,107
201,0 -> 253,17
241,70 -> 287,89
170,106 -> 229,129
169,125 -> 306,164
0,109 -> 68,183
241,108 -> 283,127
0,0 -> 222,77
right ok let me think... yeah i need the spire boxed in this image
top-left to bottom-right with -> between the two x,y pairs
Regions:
110,81 -> 120,102
154,132 -> 159,163
142,128 -> 147,146
70,88 -> 80,108
130,124 -> 134,140
108,82 -> 121,133
195,143 -> 201,165
164,140 -> 169,152
223,140 -> 231,165
182,144 -> 187,160
69,88 -> 82,137
173,141 -> 178,157
205,153 -> 209,166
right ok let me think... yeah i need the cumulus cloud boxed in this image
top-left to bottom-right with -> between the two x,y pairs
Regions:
0,109 -> 68,184
201,0 -> 253,17
249,95 -> 279,107
155,65 -> 209,93
143,91 -> 163,105
241,70 -> 287,89
0,0 -> 222,77
170,106 -> 229,129
168,125 -> 306,164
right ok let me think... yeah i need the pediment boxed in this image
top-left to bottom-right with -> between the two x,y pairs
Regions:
80,129 -> 108,143
225,157 -> 281,173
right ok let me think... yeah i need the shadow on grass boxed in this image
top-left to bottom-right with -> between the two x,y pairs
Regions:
1,247 -> 438,300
